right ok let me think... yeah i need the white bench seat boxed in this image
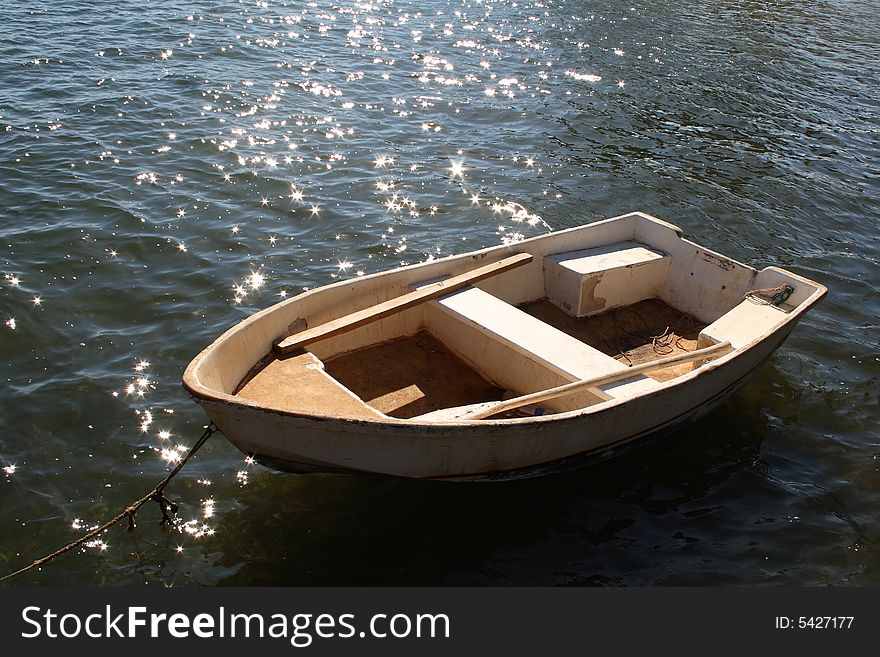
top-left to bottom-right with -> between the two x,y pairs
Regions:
424,284 -> 661,403
545,241 -> 671,317
698,298 -> 790,350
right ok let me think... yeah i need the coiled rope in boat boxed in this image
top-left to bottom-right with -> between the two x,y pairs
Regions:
0,423 -> 217,583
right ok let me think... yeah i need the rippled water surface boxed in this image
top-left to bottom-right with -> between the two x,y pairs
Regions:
1,0 -> 878,586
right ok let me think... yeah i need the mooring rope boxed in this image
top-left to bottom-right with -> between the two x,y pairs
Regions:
0,422 -> 217,584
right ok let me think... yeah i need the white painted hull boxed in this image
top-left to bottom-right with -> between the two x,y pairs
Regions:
195,328 -> 786,480
183,212 -> 826,481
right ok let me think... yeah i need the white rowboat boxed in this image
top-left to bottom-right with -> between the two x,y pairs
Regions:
182,212 -> 826,481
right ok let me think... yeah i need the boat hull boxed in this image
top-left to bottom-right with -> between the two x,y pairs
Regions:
198,328 -> 791,481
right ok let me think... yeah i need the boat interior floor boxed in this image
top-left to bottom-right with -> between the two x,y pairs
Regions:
519,298 -> 707,382
324,331 -> 505,419
235,350 -> 387,420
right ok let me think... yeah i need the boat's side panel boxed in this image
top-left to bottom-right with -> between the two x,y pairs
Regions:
659,244 -> 757,324
203,325 -> 794,480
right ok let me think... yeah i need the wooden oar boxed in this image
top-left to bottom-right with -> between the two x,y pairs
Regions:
414,341 -> 733,422
274,252 -> 533,355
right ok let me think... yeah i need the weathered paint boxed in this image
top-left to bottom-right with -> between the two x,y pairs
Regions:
544,241 -> 671,317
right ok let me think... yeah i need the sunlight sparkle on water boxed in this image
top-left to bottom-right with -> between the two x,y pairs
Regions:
247,269 -> 266,289
160,447 -> 183,464
138,409 -> 154,433
565,70 -> 602,83
179,518 -> 215,538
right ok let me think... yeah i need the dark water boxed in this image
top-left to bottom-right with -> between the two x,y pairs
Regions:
1,0 -> 878,586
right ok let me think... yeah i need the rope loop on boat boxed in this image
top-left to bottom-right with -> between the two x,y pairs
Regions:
0,422 -> 217,583
771,284 -> 795,306
743,283 -> 794,307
